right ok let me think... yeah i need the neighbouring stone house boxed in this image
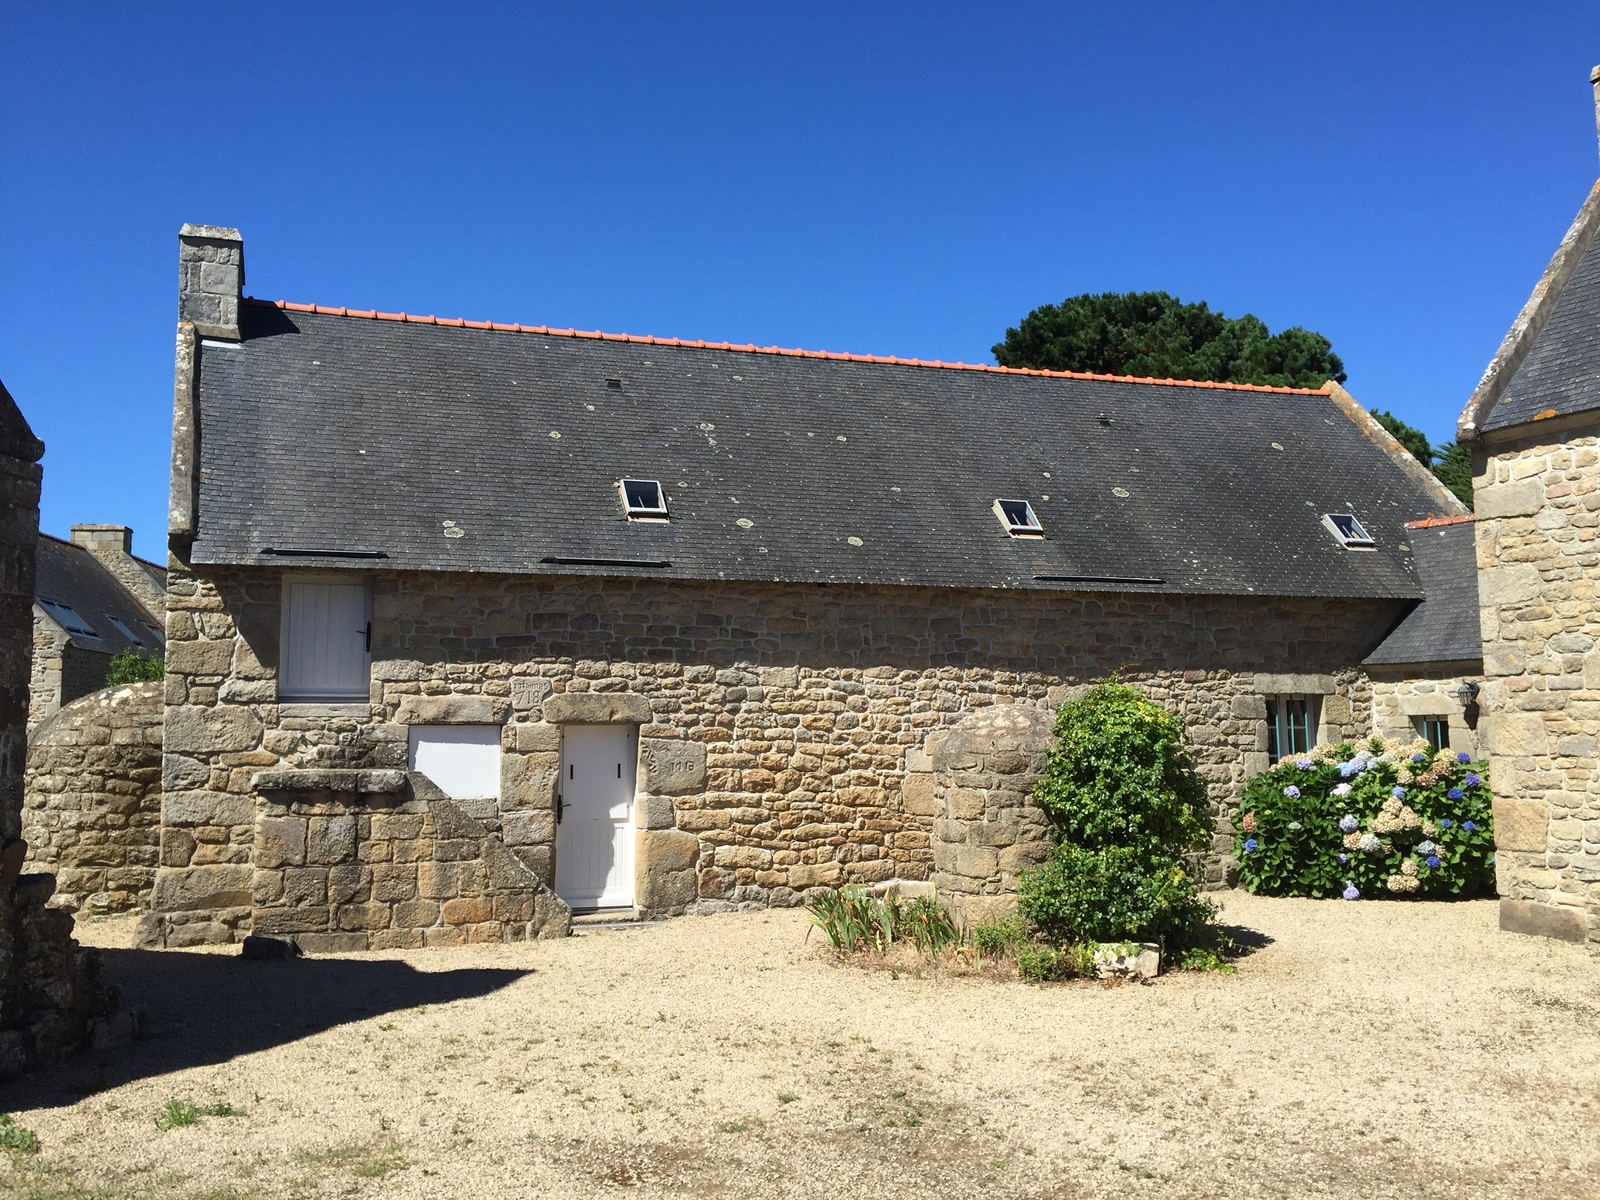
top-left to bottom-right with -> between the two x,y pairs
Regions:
141,223 -> 1475,951
32,525 -> 165,729
1457,68 -> 1600,946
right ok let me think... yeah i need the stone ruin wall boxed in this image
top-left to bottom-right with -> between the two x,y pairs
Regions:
1473,422 -> 1600,944
23,682 -> 163,914
149,562 -> 1394,943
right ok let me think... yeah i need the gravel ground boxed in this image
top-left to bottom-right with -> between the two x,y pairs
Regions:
0,892 -> 1596,1200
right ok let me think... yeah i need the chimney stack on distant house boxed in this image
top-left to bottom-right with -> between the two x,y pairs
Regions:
68,524 -> 131,554
68,524 -> 166,619
177,224 -> 244,341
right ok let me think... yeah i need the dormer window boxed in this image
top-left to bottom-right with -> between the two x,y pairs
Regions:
1322,512 -> 1375,550
620,479 -> 669,520
994,498 -> 1044,538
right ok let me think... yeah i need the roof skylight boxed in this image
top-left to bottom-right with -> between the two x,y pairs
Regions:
1322,512 -> 1375,550
39,599 -> 97,637
994,498 -> 1044,538
620,479 -> 669,520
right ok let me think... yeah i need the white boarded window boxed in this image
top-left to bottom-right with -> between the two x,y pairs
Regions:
408,725 -> 501,799
280,578 -> 372,700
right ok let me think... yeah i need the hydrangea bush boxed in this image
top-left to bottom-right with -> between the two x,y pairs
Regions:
1233,735 -> 1494,900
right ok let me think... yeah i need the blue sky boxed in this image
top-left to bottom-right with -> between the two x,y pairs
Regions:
4,4 -> 1598,559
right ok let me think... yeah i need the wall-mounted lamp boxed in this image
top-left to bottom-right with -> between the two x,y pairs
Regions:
1457,680 -> 1480,706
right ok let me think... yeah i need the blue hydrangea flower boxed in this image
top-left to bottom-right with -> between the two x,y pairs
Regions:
1426,855 -> 1441,869
1338,853 -> 1348,864
1283,786 -> 1301,799
1447,788 -> 1464,801
1342,883 -> 1360,901
1338,761 -> 1356,778
1465,773 -> 1482,788
1392,786 -> 1406,799
1457,752 -> 1471,764
1440,818 -> 1454,829
1463,821 -> 1477,832
1339,814 -> 1359,833
1411,753 -> 1426,764
1244,838 -> 1258,852
1295,756 -> 1313,770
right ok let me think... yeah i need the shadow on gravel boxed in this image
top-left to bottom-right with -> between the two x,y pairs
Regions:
1217,924 -> 1274,959
0,947 -> 531,1112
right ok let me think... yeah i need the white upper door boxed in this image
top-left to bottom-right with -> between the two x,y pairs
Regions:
280,579 -> 371,700
555,725 -> 636,909
408,725 -> 501,800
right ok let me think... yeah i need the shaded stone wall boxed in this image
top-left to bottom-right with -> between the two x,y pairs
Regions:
1368,664 -> 1483,761
152,561 -> 1396,940
23,682 -> 164,914
0,409 -> 121,1075
1474,422 -> 1600,944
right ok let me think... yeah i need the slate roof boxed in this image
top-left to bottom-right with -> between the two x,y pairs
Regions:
35,536 -> 165,657
185,300 -> 1461,599
1364,517 -> 1482,666
1483,210 -> 1600,432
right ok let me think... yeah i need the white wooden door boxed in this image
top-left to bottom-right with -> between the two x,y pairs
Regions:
280,579 -> 371,700
555,725 -> 636,909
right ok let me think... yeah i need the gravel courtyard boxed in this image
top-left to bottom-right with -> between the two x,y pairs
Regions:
0,892 -> 1596,1200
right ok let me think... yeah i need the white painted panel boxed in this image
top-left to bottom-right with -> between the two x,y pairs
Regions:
281,580 -> 371,699
555,724 -> 636,908
408,725 -> 501,799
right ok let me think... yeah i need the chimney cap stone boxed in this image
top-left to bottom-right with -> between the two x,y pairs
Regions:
70,524 -> 133,552
178,223 -> 242,242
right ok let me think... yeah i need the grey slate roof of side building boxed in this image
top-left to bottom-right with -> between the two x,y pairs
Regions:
1362,519 -> 1482,666
186,301 -> 1459,600
35,536 -> 166,657
1482,210 -> 1600,433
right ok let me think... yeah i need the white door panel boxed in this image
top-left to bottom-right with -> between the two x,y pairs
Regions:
555,725 -> 636,909
408,725 -> 501,799
281,580 -> 371,699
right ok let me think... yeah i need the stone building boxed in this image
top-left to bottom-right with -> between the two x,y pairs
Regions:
1363,515 -> 1483,759
142,224 -> 1473,951
32,525 -> 165,729
0,379 -> 120,1075
1457,69 -> 1600,945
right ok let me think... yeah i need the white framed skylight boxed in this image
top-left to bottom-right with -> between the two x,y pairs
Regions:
994,498 -> 1044,538
39,599 -> 97,637
620,478 -> 669,520
1322,512 -> 1375,550
103,614 -> 140,642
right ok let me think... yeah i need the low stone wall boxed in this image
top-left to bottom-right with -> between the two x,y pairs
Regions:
927,706 -> 1054,897
22,682 -> 163,913
136,770 -> 570,950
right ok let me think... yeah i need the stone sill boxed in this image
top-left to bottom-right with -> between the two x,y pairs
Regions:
279,702 -> 372,719
253,769 -> 406,794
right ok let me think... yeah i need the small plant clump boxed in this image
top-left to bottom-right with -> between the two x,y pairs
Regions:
105,649 -> 164,686
806,886 -> 961,958
0,1113 -> 38,1154
1019,681 -> 1217,954
1234,736 -> 1494,899
155,1098 -> 245,1131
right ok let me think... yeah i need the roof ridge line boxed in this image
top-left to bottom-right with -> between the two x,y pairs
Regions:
244,297 -> 1329,396
1404,513 -> 1476,529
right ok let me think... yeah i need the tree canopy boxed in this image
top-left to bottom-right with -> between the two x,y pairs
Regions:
1370,410 -> 1474,510
992,291 -> 1346,389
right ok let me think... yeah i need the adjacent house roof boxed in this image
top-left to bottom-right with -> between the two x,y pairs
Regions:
184,299 -> 1463,599
1364,516 -> 1482,666
1460,178 -> 1600,438
35,535 -> 166,657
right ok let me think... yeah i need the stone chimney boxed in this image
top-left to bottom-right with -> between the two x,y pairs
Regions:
68,524 -> 166,620
177,224 -> 244,341
69,523 -> 131,553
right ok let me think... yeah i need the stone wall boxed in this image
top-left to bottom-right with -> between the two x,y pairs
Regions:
1473,421 -> 1600,944
1368,665 -> 1483,761
151,561 -> 1396,939
23,682 -> 163,914
29,613 -> 118,732
0,404 -> 121,1076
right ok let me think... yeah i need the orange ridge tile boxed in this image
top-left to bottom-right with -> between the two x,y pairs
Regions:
1404,514 -> 1476,529
246,298 -> 1330,395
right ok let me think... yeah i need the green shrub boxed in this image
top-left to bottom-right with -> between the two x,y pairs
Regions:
1234,736 -> 1494,900
106,649 -> 164,685
896,894 -> 960,956
1020,682 -> 1215,954
972,912 -> 1031,958
155,1098 -> 244,1131
1015,942 -> 1095,982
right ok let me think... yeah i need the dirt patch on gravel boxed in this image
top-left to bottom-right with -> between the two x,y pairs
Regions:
0,892 -> 1596,1199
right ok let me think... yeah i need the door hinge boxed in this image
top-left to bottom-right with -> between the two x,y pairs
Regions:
358,620 -> 372,652
556,794 -> 564,824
